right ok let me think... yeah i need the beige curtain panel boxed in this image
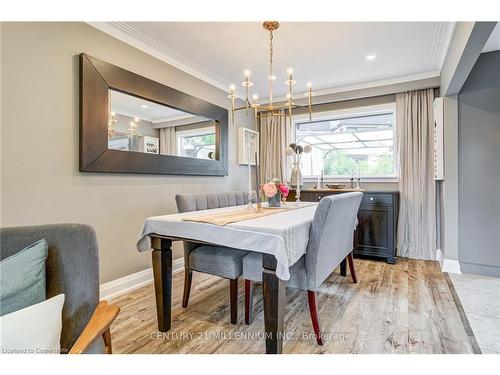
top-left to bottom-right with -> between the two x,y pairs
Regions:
258,112 -> 291,183
396,89 -> 436,260
159,127 -> 177,156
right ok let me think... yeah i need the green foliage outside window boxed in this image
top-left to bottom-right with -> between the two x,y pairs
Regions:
322,150 -> 394,176
182,133 -> 215,158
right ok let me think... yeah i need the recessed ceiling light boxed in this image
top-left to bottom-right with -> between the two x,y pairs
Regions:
141,104 -> 148,109
365,54 -> 376,61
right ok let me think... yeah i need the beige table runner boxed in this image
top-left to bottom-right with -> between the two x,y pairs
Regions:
182,204 -> 309,226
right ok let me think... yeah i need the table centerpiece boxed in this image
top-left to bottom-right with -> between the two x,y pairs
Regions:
261,178 -> 289,207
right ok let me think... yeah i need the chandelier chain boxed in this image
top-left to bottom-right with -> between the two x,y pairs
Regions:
269,29 -> 274,107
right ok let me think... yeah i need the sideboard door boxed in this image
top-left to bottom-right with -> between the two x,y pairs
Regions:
353,192 -> 398,264
354,205 -> 395,263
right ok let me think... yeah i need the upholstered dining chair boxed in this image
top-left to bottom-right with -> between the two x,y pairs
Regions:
175,191 -> 251,324
0,224 -> 120,354
242,192 -> 363,345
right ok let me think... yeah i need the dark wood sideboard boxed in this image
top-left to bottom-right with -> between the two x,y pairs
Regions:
287,189 -> 399,264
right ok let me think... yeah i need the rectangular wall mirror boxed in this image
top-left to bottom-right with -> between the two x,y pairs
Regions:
80,54 -> 228,176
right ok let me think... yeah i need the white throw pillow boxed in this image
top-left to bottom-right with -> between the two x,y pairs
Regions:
0,294 -> 64,354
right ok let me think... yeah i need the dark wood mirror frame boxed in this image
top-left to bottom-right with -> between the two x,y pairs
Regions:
79,53 -> 228,176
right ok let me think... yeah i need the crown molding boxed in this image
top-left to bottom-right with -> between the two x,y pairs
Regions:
430,22 -> 444,68
430,22 -> 456,69
271,70 -> 440,104
438,23 -> 457,68
87,22 -> 233,95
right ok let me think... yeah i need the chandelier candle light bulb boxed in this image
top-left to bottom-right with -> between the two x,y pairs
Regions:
252,94 -> 259,121
227,84 -> 237,124
241,70 -> 254,111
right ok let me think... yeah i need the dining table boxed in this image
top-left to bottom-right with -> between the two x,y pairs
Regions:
137,201 -> 323,354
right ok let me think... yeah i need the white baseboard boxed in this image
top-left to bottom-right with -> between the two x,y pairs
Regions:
100,257 -> 184,300
436,248 -> 445,266
436,249 -> 462,274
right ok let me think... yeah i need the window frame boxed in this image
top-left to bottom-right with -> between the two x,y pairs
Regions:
291,103 -> 399,183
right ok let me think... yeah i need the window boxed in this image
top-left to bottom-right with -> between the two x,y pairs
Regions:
176,127 -> 216,159
294,106 -> 397,179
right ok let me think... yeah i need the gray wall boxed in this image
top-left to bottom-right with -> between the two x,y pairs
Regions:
1,22 -> 255,283
441,22 -> 497,96
458,50 -> 500,277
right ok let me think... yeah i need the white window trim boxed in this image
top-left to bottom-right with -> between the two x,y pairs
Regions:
289,103 -> 399,183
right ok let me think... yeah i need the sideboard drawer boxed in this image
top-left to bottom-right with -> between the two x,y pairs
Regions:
361,193 -> 393,206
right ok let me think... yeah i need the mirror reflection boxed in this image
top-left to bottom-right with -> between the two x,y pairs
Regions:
107,90 -> 217,160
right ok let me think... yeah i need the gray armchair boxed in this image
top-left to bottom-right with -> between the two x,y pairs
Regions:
242,192 -> 363,345
0,224 -> 119,354
175,191 -> 250,324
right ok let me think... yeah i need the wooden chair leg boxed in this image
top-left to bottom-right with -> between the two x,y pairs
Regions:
307,290 -> 323,346
339,259 -> 347,276
347,252 -> 357,283
182,269 -> 193,308
230,278 -> 238,324
102,327 -> 112,354
245,279 -> 254,325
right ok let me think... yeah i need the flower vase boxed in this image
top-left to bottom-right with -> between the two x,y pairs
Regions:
289,161 -> 303,188
268,193 -> 282,207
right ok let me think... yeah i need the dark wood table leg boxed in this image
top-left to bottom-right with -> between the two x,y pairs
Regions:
245,279 -> 254,325
340,258 -> 347,276
229,278 -> 238,324
262,254 -> 286,354
151,237 -> 172,332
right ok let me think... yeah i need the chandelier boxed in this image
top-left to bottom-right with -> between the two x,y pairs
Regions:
128,117 -> 140,139
228,21 -> 314,124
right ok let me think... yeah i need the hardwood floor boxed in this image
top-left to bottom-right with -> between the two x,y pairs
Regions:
110,258 -> 476,354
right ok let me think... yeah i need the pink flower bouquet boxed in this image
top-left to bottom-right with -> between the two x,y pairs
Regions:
260,178 -> 289,207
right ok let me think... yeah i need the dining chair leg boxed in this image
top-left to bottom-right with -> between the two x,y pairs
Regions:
102,327 -> 112,354
245,279 -> 254,325
339,258 -> 347,276
307,290 -> 323,346
182,269 -> 193,308
230,278 -> 238,324
347,252 -> 357,283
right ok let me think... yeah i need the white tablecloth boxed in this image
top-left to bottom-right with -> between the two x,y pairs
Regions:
137,203 -> 318,281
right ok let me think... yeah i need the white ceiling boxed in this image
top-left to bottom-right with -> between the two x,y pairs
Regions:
483,22 -> 500,52
93,22 -> 455,100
